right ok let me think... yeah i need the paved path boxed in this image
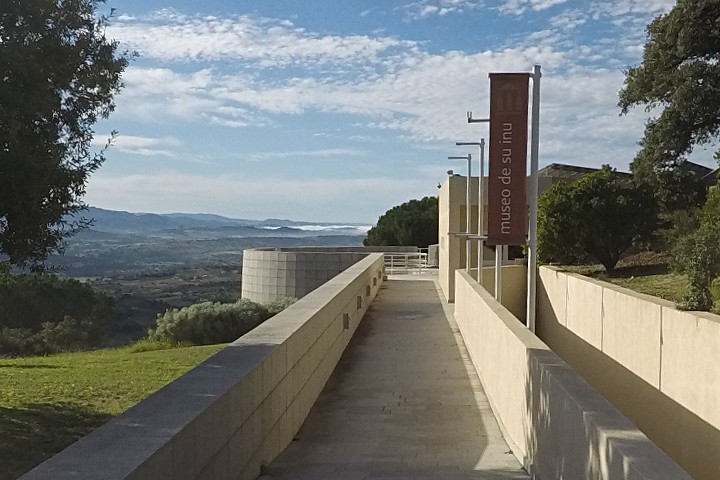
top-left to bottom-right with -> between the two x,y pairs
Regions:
266,277 -> 530,480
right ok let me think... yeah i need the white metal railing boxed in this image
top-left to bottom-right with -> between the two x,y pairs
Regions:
383,252 -> 429,274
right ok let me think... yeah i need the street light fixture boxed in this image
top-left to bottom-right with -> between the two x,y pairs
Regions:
455,140 -> 486,285
448,154 -> 472,273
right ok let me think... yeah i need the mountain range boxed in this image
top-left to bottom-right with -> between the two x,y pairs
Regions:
72,207 -> 370,236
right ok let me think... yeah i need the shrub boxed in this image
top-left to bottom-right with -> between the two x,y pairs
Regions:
0,327 -> 37,357
37,316 -> 106,354
672,187 -> 720,310
148,299 -> 270,345
265,297 -> 297,316
0,270 -> 112,331
0,270 -> 113,356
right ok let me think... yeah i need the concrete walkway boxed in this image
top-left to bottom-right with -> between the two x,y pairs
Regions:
265,277 -> 530,480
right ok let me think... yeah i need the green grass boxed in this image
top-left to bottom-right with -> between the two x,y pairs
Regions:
0,342 -> 225,480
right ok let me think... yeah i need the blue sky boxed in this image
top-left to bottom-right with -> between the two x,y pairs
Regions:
84,0 -> 703,223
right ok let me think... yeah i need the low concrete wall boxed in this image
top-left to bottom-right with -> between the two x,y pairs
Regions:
242,246 -> 415,303
23,254 -> 385,480
537,266 -> 720,479
475,264 -> 527,323
454,270 -> 690,480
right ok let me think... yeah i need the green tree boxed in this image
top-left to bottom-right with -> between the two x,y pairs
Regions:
672,186 -> 720,310
618,0 -> 720,211
538,166 -> 658,273
364,196 -> 438,248
0,0 -> 130,269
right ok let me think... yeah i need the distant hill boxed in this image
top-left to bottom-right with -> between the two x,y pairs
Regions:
70,207 -> 369,236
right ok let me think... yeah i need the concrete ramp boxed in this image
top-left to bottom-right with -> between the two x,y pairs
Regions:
266,278 -> 529,479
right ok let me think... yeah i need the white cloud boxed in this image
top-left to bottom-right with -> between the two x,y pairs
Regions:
107,9 -> 665,179
590,0 -> 675,18
92,134 -> 182,157
400,0 -> 482,19
115,67 -> 271,127
244,148 -> 368,161
109,12 -> 412,67
500,0 -> 567,15
549,9 -> 587,29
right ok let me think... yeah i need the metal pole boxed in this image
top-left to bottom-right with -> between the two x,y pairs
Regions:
466,154 -> 472,273
478,139 -> 485,285
526,65 -> 541,333
495,245 -> 502,302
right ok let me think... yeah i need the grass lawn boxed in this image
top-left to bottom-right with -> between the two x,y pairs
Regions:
0,343 -> 225,480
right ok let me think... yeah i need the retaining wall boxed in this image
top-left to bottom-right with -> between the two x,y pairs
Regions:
22,254 -> 385,480
537,266 -> 720,480
454,270 -> 690,480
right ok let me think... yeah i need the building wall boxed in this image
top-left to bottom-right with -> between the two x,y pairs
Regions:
453,270 -> 689,480
537,266 -> 720,480
478,264 -> 527,323
438,174 -> 551,303
439,175 -> 480,302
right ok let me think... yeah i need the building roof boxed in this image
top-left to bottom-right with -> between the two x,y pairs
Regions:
702,168 -> 719,186
537,161 -> 718,189
538,163 -> 632,181
684,161 -> 715,177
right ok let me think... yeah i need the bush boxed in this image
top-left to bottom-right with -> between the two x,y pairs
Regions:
265,297 -> 297,316
0,269 -> 112,331
672,187 -> 720,310
37,316 -> 106,354
148,299 -> 271,345
0,269 -> 113,356
0,327 -> 37,357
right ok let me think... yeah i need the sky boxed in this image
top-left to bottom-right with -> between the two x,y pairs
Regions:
83,0 -> 707,224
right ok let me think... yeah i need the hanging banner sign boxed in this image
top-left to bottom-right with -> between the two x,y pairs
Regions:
487,73 -> 529,246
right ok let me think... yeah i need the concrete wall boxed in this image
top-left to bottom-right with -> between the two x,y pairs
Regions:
537,266 -> 720,480
22,254 -> 385,480
439,175 -> 481,302
438,174 -> 549,302
476,264 -> 528,323
454,270 -> 690,480
242,246 -> 415,303
241,249 -> 367,303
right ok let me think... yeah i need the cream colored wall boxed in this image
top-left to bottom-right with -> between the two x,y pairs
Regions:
537,266 -> 720,480
454,270 -> 690,480
439,175 -> 481,302
476,264 -> 527,322
439,174 -> 548,304
22,255 -> 385,480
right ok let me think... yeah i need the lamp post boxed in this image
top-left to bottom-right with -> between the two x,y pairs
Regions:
456,139 -> 486,285
448,154 -> 472,273
526,64 -> 542,333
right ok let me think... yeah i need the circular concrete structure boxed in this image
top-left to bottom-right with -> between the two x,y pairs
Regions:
241,246 -> 416,303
